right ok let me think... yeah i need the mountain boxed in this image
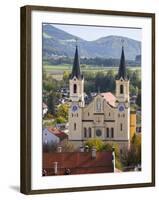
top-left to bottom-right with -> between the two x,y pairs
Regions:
43,24 -> 141,60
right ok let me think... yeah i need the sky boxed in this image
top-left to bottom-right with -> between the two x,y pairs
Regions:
53,24 -> 142,41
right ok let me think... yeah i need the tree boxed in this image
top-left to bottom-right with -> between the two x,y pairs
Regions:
85,138 -> 104,151
43,141 -> 58,153
61,141 -> 75,152
44,113 -> 54,119
130,85 -> 138,96
136,89 -> 141,107
63,71 -> 69,83
131,134 -> 141,164
55,116 -> 67,124
47,92 -> 56,115
121,134 -> 141,168
56,103 -> 69,121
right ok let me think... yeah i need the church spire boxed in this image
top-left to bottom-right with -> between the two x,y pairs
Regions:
117,46 -> 127,80
70,45 -> 82,79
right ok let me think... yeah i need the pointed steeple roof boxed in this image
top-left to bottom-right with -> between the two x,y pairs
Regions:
70,45 -> 83,79
117,46 -> 127,80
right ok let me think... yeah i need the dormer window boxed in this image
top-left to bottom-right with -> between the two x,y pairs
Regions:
73,84 -> 77,93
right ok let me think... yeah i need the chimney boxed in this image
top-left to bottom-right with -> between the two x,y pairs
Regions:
57,146 -> 62,153
91,147 -> 96,159
112,147 -> 115,172
53,162 -> 58,175
80,146 -> 84,152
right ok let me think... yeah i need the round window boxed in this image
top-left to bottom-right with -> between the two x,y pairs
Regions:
96,129 -> 102,137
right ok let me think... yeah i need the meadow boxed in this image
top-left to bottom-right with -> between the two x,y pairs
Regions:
43,64 -> 141,80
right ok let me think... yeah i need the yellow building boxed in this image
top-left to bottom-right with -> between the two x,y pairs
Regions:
130,111 -> 136,139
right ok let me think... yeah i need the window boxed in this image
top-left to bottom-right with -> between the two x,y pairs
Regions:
109,112 -> 111,117
120,85 -> 124,94
120,123 -> 123,131
84,128 -> 87,138
123,113 -> 125,117
96,98 -> 101,112
111,128 -> 114,138
106,128 -> 109,138
88,127 -> 92,138
73,84 -> 77,93
88,112 -> 90,116
72,113 -> 73,117
77,113 -> 78,117
74,123 -> 76,131
118,113 -> 120,117
96,129 -> 102,137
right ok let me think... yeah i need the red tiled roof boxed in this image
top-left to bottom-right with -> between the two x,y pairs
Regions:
48,127 -> 68,141
43,151 -> 114,175
101,92 -> 116,107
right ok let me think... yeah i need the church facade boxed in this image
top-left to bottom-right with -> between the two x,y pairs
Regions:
68,45 -> 130,149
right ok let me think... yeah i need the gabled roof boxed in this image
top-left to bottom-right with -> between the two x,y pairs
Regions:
117,46 -> 127,80
70,45 -> 83,79
101,92 -> 116,107
47,127 -> 68,140
43,151 -> 114,175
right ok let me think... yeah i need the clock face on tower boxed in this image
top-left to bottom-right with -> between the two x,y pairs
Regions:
118,103 -> 125,112
71,104 -> 78,112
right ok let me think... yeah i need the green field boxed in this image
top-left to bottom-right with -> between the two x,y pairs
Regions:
43,64 -> 141,80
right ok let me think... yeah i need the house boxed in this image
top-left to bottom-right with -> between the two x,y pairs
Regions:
48,127 -> 68,141
43,150 -> 114,176
42,127 -> 68,146
56,123 -> 69,133
43,128 -> 60,146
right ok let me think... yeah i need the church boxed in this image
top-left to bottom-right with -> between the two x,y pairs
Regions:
68,44 -> 131,149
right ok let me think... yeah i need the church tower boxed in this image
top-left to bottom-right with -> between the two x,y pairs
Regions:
69,45 -> 84,106
68,45 -> 84,142
115,46 -> 130,142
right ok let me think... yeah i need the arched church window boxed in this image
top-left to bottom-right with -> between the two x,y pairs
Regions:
106,128 -> 109,138
84,128 -> 87,138
96,98 -> 102,112
120,123 -> 123,131
120,85 -> 124,94
73,84 -> 77,93
111,128 -> 114,138
88,127 -> 91,138
74,123 -> 76,131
